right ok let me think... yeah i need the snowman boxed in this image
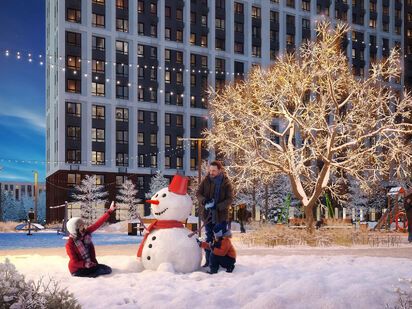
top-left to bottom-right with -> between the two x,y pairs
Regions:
137,174 -> 202,273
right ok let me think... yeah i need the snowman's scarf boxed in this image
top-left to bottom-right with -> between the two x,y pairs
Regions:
137,220 -> 185,257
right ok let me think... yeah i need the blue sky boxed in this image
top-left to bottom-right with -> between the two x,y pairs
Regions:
0,0 -> 46,182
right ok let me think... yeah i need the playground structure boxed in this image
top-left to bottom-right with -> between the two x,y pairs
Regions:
373,186 -> 407,232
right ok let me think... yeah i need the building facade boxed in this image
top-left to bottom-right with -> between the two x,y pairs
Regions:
46,0 -> 404,222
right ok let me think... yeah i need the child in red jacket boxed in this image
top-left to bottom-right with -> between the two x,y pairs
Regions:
65,201 -> 116,277
198,223 -> 236,274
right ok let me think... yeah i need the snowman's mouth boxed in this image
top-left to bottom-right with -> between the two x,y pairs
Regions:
154,208 -> 168,216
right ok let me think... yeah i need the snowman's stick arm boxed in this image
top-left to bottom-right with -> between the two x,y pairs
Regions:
187,216 -> 212,238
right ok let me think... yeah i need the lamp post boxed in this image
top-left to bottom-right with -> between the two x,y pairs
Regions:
32,170 -> 38,223
177,137 -> 205,236
27,208 -> 34,236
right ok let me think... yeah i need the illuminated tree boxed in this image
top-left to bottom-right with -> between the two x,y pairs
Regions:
205,21 -> 412,232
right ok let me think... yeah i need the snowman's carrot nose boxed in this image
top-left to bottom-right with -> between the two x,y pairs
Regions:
146,200 -> 159,205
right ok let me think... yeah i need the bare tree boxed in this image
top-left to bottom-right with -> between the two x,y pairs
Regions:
204,21 -> 412,232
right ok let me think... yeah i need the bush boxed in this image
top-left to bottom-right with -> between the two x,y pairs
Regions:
0,259 -> 81,309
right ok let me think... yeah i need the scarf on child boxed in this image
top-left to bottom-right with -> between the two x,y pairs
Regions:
137,220 -> 184,257
71,233 -> 92,264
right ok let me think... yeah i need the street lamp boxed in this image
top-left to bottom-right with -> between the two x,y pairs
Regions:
32,170 -> 38,223
177,137 -> 205,236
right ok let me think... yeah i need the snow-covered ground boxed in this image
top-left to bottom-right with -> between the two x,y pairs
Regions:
1,251 -> 410,308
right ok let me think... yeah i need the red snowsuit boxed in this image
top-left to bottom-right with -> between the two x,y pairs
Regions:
65,211 -> 112,274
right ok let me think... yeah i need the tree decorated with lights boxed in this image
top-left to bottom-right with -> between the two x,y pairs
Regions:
204,21 -> 412,232
117,179 -> 141,220
72,175 -> 108,224
146,171 -> 169,199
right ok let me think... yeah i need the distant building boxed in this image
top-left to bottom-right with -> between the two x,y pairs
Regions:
0,182 -> 45,201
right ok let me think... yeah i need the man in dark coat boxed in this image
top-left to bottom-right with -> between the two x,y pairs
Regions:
404,190 -> 412,242
237,204 -> 247,233
197,161 -> 234,267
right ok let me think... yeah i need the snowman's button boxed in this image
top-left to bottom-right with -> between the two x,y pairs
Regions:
147,256 -> 151,260
152,236 -> 156,241
148,244 -> 152,248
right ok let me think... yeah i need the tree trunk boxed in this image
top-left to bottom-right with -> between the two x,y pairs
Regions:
264,184 -> 269,221
252,186 -> 256,220
305,204 -> 315,234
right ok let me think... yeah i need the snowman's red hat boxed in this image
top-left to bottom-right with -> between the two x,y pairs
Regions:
168,174 -> 188,195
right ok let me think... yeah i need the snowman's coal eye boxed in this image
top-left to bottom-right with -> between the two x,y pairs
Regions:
162,193 -> 167,198
155,194 -> 158,198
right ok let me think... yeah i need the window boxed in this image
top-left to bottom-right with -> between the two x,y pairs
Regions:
216,0 -> 225,9
176,93 -> 183,106
138,154 -> 145,167
92,13 -> 105,28
165,113 -> 171,126
116,108 -> 129,121
165,156 -> 171,169
116,63 -> 129,77
270,11 -> 279,23
165,6 -> 171,17
252,46 -> 261,57
234,22 -> 243,33
201,15 -> 207,26
66,79 -> 81,93
302,19 -> 310,30
191,12 -> 196,24
138,22 -> 144,35
67,174 -> 81,186
93,0 -> 105,4
67,150 -> 81,164
95,175 -> 105,185
177,157 -> 183,169
116,153 -> 128,166
149,89 -> 157,102
286,34 -> 295,46
176,72 -> 183,85
66,8 -> 81,23
116,176 -> 126,187
216,18 -> 225,30
66,102 -> 81,117
116,40 -> 129,54
150,133 -> 157,146
201,56 -> 208,68
116,18 -> 129,32
191,116 -> 196,128
66,31 -> 81,46
201,35 -> 207,47
216,58 -> 225,71
67,56 -> 80,70
165,71 -> 171,83
116,85 -> 129,99
252,6 -> 261,18
116,130 -> 128,144
176,51 -> 183,64
67,126 -> 81,140
92,36 -> 105,51
165,28 -> 171,40
176,9 -> 183,20
165,92 -> 171,104
150,46 -> 157,59
92,82 -> 105,96
92,60 -> 105,73
252,26 -> 260,39
138,110 -> 144,123
286,0 -> 294,8
190,95 -> 196,107
92,105 -> 105,119
138,88 -> 144,101
150,3 -> 157,15
165,49 -> 171,61
191,74 -> 196,86
138,67 -> 144,79
177,135 -> 183,147
216,38 -> 225,50
151,24 -> 157,37
190,33 -> 196,45
176,115 -> 183,127
116,0 -> 127,9
137,45 -> 144,57
165,134 -> 171,147
92,128 -> 105,142
234,2 -> 243,14
151,155 -> 157,168
92,151 -> 105,165
138,132 -> 144,145
176,30 -> 183,42
138,1 -> 144,13
302,1 -> 310,11
150,68 -> 156,81
150,112 -> 156,124
234,42 -> 244,54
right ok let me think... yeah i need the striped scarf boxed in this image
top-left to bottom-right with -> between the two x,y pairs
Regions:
71,233 -> 92,264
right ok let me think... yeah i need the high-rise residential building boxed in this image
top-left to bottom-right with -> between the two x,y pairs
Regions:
46,0 -> 404,222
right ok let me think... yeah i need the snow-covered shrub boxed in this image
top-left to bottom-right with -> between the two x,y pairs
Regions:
0,258 -> 81,309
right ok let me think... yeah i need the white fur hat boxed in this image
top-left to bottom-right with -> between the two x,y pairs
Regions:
66,217 -> 84,236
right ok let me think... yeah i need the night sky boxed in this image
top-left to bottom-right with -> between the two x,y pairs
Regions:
0,0 -> 46,182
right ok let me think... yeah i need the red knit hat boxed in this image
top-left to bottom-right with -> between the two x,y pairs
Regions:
168,174 -> 189,195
